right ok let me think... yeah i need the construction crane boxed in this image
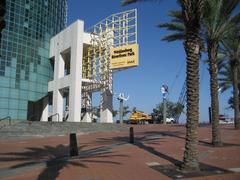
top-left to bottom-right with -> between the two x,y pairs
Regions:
175,80 -> 186,123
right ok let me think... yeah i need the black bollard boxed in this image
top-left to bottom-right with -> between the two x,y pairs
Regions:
69,133 -> 78,157
129,127 -> 134,144
208,107 -> 212,124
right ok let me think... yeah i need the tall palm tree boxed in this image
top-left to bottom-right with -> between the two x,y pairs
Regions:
202,0 -> 240,146
122,0 -> 204,172
219,29 -> 240,129
160,0 -> 240,146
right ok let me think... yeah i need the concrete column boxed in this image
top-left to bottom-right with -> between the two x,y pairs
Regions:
51,45 -> 65,122
52,89 -> 63,122
100,89 -> 113,123
82,92 -> 92,122
68,21 -> 84,122
40,96 -> 49,122
54,51 -> 64,80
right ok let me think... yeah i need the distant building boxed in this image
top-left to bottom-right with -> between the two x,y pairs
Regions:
0,0 -> 67,120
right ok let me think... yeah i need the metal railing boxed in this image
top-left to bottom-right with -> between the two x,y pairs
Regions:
0,116 -> 11,125
48,113 -> 60,122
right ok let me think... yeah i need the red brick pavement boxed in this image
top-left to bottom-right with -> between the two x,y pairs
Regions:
0,124 -> 240,180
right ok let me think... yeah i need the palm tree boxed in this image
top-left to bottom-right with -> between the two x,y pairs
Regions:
158,10 -> 185,41
219,29 -> 240,129
122,106 -> 131,119
202,0 -> 240,146
219,63 -> 240,114
113,110 -> 118,117
160,0 -> 240,146
122,0 -> 204,172
218,64 -> 233,93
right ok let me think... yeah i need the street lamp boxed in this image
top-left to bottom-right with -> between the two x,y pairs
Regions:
117,93 -> 129,124
161,84 -> 168,124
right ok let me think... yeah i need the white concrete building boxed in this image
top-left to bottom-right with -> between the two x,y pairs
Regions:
40,9 -> 137,123
41,20 -> 113,123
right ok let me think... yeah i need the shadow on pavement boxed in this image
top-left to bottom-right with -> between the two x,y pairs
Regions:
94,129 -> 234,179
0,144 -> 126,180
140,130 -> 240,147
96,130 -> 184,166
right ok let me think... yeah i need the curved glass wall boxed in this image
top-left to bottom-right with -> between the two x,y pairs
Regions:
0,0 -> 67,120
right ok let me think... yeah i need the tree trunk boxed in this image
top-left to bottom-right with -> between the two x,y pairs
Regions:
232,63 -> 240,129
207,41 -> 222,146
181,30 -> 200,172
180,0 -> 205,171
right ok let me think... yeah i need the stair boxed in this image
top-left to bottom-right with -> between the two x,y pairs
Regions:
0,121 -> 127,139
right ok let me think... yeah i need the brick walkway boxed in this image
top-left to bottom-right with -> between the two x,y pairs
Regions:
0,124 -> 240,180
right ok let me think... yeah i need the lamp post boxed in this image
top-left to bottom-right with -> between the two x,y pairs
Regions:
118,97 -> 123,124
117,93 -> 129,124
161,84 -> 168,124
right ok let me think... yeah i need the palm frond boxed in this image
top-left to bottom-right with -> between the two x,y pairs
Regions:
158,9 -> 185,42
161,33 -> 185,42
122,0 -> 138,6
122,0 -> 162,6
158,22 -> 185,32
168,10 -> 183,23
179,0 -> 204,26
221,0 -> 240,18
203,0 -> 240,41
218,63 -> 233,93
220,27 -> 240,64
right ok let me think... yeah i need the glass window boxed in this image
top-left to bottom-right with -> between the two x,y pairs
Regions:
9,99 -> 18,109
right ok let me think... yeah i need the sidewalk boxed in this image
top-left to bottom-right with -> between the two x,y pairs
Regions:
0,124 -> 239,180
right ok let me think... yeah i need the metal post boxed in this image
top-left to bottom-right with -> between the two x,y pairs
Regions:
129,127 -> 134,144
69,133 -> 78,157
208,107 -> 212,124
238,83 -> 240,111
163,98 -> 166,124
119,99 -> 123,124
161,84 -> 168,124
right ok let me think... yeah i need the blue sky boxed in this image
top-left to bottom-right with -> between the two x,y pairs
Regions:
67,0 -> 233,122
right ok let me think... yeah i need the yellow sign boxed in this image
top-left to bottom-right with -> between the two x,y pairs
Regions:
110,44 -> 139,70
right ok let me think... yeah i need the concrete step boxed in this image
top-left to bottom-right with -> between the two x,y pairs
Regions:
0,121 -> 127,139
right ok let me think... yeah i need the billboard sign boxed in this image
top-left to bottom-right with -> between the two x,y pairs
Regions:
110,43 -> 138,70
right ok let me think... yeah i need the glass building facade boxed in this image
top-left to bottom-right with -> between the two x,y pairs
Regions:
0,0 -> 67,120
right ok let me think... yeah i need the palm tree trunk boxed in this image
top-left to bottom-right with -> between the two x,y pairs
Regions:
180,0 -> 205,172
182,30 -> 200,172
208,41 -> 222,146
232,63 -> 240,129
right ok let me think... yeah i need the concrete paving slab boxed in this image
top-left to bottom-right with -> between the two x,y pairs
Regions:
0,124 -> 239,180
